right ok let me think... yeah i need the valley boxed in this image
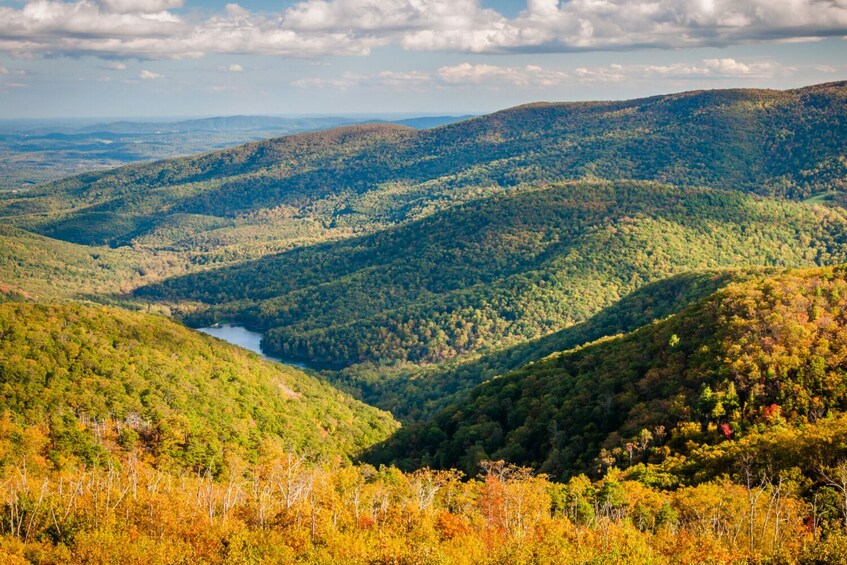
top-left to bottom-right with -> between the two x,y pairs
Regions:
1,81 -> 847,562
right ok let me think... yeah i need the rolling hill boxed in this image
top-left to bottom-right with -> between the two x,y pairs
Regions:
0,302 -> 397,474
1,81 -> 846,429
0,114 -> 472,192
370,266 -> 847,479
0,225 -> 191,303
2,81 -> 845,252
351,268 -> 766,421
0,83 -> 842,403
136,181 -> 847,385
1,82 -> 847,564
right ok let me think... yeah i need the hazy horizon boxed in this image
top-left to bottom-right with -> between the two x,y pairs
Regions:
0,0 -> 845,118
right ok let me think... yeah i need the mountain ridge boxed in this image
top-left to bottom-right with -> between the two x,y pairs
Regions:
369,265 -> 847,479
3,80 -> 845,248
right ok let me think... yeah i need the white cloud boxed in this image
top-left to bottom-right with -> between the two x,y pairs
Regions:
0,79 -> 28,92
100,0 -> 183,13
0,0 -> 382,59
139,69 -> 163,79
0,0 -> 845,59
290,57 -> 802,91
104,62 -> 128,71
225,64 -> 243,72
493,0 -> 847,52
568,58 -> 788,83
437,63 -> 569,86
293,72 -> 367,89
572,65 -> 625,83
400,0 -> 847,52
294,70 -> 433,90
375,70 -> 431,90
0,65 -> 27,76
646,58 -> 784,79
434,58 -> 793,88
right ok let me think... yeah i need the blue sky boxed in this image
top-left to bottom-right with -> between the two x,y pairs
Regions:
0,0 -> 845,118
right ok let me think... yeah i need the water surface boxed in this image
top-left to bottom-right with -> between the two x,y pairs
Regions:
197,324 -> 307,369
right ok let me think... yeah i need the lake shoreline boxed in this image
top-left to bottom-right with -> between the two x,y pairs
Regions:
197,324 -> 310,369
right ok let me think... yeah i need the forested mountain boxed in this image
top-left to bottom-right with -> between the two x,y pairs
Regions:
1,82 -> 847,563
372,266 -> 847,479
349,268 -> 764,421
0,83 -> 842,400
0,302 -> 397,473
0,225 -> 191,303
137,181 -> 847,382
0,114 -> 471,192
5,273 -> 847,563
2,82 -> 845,251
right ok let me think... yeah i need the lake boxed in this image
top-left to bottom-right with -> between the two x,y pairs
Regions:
197,324 -> 308,369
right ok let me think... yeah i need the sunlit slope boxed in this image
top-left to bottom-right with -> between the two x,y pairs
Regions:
372,266 -> 847,479
0,302 -> 397,472
0,225 -> 190,302
139,181 -> 847,375
358,268 -> 766,421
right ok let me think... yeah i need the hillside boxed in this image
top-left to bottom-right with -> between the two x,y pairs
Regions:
0,225 -> 194,303
138,181 -> 847,379
371,266 -> 847,479
1,82 -> 847,563
0,114 -> 470,192
350,268 -> 765,421
1,82 -> 845,254
0,302 -> 397,473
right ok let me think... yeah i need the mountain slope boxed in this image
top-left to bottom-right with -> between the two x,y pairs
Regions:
2,82 -> 845,251
0,225 -> 191,302
354,268 -> 765,421
371,266 -> 847,479
0,302 -> 397,473
138,181 -> 847,374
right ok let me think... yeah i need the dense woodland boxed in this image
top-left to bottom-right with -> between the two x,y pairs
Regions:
1,83 -> 847,562
344,269 -> 764,421
4,288 -> 847,562
2,83 -> 846,250
139,180 -> 847,415
373,267 -> 847,477
0,303 -> 396,472
2,445 -> 846,564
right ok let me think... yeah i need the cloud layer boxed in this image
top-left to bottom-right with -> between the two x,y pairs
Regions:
0,0 -> 845,59
292,58 -> 799,90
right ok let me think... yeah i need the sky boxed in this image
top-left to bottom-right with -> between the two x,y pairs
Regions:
0,0 -> 845,118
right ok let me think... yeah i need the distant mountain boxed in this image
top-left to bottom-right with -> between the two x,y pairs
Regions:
0,302 -> 397,472
369,265 -> 847,479
5,82 -> 846,246
0,114 -> 471,191
76,115 -> 472,135
76,115 -> 358,135
390,115 -> 475,129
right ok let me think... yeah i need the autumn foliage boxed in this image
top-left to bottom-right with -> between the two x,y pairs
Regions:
0,444 -> 825,564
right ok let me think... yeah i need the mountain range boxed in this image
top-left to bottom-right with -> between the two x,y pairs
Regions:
1,81 -> 847,561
